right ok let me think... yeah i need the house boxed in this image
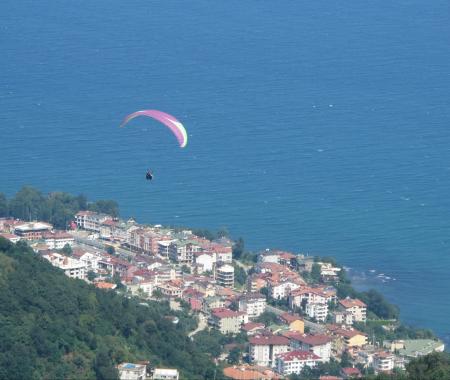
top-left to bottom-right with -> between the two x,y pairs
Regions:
268,280 -> 300,300
339,298 -> 367,323
373,351 -> 395,373
194,252 -> 215,272
239,293 -> 267,319
340,367 -> 362,379
258,249 -> 281,264
208,243 -> 232,263
209,308 -> 248,334
14,221 -> 52,240
216,264 -> 234,288
279,313 -> 304,333
249,334 -> 290,367
332,328 -> 368,348
288,334 -> 333,362
333,311 -> 354,326
0,232 -> 21,243
95,282 -> 117,290
42,230 -> 74,249
152,368 -> 179,380
241,322 -> 266,336
117,362 -> 147,380
275,350 -> 322,376
157,282 -> 183,298
43,252 -> 86,280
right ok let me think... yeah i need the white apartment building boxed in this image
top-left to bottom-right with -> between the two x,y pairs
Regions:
43,252 -> 86,280
275,350 -> 322,376
42,231 -> 74,249
269,280 -> 300,299
238,293 -> 267,319
249,334 -> 290,367
75,211 -> 111,232
153,368 -> 179,380
373,352 -> 395,373
216,264 -> 234,288
305,302 -> 328,322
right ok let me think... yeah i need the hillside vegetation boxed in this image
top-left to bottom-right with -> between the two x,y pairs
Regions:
0,238 -> 220,380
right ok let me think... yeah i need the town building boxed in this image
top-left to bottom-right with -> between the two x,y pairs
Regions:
279,313 -> 305,333
275,350 -> 322,376
43,252 -> 86,280
289,334 -> 333,362
238,293 -> 267,319
117,363 -> 147,380
216,264 -> 234,288
42,230 -> 74,249
0,232 -> 21,243
305,302 -> 328,322
339,298 -> 367,323
268,279 -> 300,299
249,334 -> 290,367
152,368 -> 179,380
14,221 -> 52,240
169,240 -> 200,264
241,322 -> 266,336
209,308 -> 248,334
75,211 -> 111,232
373,352 -> 395,373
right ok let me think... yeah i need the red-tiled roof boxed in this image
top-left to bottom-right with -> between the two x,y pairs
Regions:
280,312 -> 303,324
341,367 -> 362,376
333,328 -> 366,338
241,322 -> 265,332
249,334 -> 289,346
277,350 -> 321,362
211,308 -> 245,319
339,298 -> 366,308
289,333 -> 332,346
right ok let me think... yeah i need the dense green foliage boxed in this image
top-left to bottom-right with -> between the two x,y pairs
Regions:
0,238 -> 220,380
406,352 -> 450,380
0,187 -> 118,229
232,262 -> 247,288
232,238 -> 245,260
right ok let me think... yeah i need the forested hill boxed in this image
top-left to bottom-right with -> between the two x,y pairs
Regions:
0,238 -> 219,380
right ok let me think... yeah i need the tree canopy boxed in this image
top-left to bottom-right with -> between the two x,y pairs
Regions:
0,187 -> 119,229
0,238 -> 220,380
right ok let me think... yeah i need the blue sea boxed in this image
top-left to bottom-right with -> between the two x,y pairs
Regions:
1,0 -> 449,344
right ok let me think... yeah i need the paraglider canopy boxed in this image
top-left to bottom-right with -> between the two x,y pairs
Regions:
120,110 -> 188,148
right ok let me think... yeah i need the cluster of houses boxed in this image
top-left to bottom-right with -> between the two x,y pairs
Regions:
0,212 -> 445,380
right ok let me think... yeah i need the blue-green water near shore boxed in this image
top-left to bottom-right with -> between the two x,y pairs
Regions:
1,1 -> 449,344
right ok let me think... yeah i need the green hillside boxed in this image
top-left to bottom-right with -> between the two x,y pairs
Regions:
0,238 -> 219,380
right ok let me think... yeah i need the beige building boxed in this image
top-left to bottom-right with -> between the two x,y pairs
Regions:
339,297 -> 367,322
209,308 -> 248,334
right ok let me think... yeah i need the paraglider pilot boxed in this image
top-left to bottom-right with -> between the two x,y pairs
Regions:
146,169 -> 153,181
